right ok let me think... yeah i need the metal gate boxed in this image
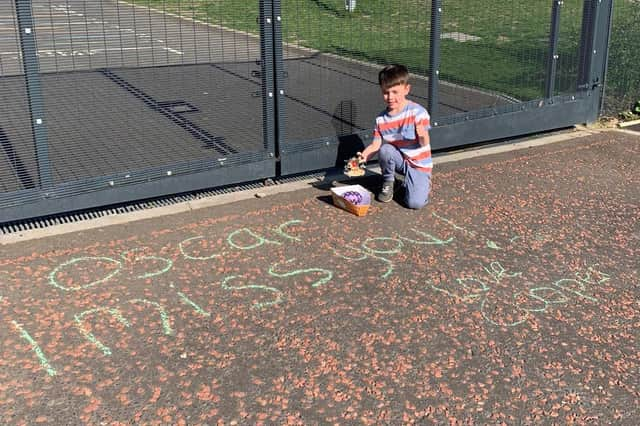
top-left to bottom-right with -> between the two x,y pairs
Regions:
0,0 -> 613,223
275,0 -> 612,173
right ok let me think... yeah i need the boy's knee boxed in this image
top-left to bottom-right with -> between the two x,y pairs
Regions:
378,143 -> 395,159
405,197 -> 428,210
404,189 -> 429,209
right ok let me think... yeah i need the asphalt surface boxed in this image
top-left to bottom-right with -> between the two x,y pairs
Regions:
0,129 -> 638,424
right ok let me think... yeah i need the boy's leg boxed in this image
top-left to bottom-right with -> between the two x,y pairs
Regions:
403,168 -> 431,209
377,144 -> 404,202
378,143 -> 404,182
379,144 -> 431,208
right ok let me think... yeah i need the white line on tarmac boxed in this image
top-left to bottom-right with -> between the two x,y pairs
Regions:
1,46 -> 183,56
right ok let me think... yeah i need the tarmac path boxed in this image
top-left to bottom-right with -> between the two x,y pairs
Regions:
0,129 -> 638,423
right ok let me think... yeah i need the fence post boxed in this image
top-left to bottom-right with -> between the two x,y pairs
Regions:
545,0 -> 563,98
259,0 -> 278,172
428,0 -> 442,119
271,0 -> 286,176
14,0 -> 53,189
577,0 -> 613,117
578,0 -> 597,90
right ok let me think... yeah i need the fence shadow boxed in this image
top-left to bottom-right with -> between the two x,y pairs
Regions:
0,127 -> 36,190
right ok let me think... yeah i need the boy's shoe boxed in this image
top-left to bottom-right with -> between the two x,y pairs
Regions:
378,180 -> 394,203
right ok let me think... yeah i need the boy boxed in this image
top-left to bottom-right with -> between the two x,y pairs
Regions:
355,64 -> 432,209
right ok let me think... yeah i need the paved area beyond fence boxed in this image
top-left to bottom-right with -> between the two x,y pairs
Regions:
0,129 -> 638,424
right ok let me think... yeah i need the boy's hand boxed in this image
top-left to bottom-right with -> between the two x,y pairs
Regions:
344,152 -> 366,177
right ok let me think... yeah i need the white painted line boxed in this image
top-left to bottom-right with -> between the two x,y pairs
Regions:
32,35 -> 128,40
1,46 -> 183,56
32,14 -> 82,18
163,46 -> 183,55
36,22 -> 97,26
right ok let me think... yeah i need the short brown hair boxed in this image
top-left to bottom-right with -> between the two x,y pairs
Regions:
378,64 -> 409,89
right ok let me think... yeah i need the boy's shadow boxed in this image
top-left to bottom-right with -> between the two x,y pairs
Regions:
314,99 -> 380,206
330,99 -> 365,166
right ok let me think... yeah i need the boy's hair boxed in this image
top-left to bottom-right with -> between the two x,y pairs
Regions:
378,64 -> 409,89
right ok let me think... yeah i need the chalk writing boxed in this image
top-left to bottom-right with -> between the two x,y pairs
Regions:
220,275 -> 283,309
50,250 -> 174,291
268,259 -> 333,288
432,211 -> 502,250
74,307 -> 130,356
17,213 -> 611,378
171,283 -> 211,317
12,320 -> 57,376
121,249 -> 173,279
75,299 -> 173,355
398,229 -> 454,246
47,220 -> 309,296
333,231 -> 453,279
486,240 -> 502,250
333,244 -> 394,278
273,219 -> 304,242
130,299 -> 173,335
431,212 -> 474,235
49,256 -> 122,291
430,262 -> 606,327
179,220 -> 305,261
227,228 -> 282,250
482,261 -> 522,282
179,235 -> 224,260
555,266 -> 610,302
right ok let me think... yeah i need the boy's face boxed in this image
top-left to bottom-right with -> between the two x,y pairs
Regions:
381,83 -> 410,113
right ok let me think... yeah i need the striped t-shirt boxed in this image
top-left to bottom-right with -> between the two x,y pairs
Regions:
373,101 -> 432,173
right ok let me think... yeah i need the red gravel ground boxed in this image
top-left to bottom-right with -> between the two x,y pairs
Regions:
0,130 -> 638,424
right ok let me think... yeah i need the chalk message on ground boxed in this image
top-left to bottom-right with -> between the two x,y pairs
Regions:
2,209 -> 608,378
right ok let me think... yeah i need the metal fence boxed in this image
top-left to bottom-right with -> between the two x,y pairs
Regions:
602,0 -> 639,116
0,0 -> 613,223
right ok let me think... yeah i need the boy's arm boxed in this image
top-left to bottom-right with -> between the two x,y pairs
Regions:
359,137 -> 382,162
415,124 -> 430,147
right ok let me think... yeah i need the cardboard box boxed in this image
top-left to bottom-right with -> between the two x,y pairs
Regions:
330,184 -> 372,216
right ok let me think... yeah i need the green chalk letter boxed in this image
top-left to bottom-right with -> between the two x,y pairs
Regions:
220,275 -> 283,309
227,229 -> 282,250
179,236 -> 223,260
268,259 -> 333,288
74,307 -> 130,356
49,257 -> 122,291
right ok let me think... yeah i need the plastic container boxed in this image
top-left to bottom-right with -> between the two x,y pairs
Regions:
330,184 -> 371,216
